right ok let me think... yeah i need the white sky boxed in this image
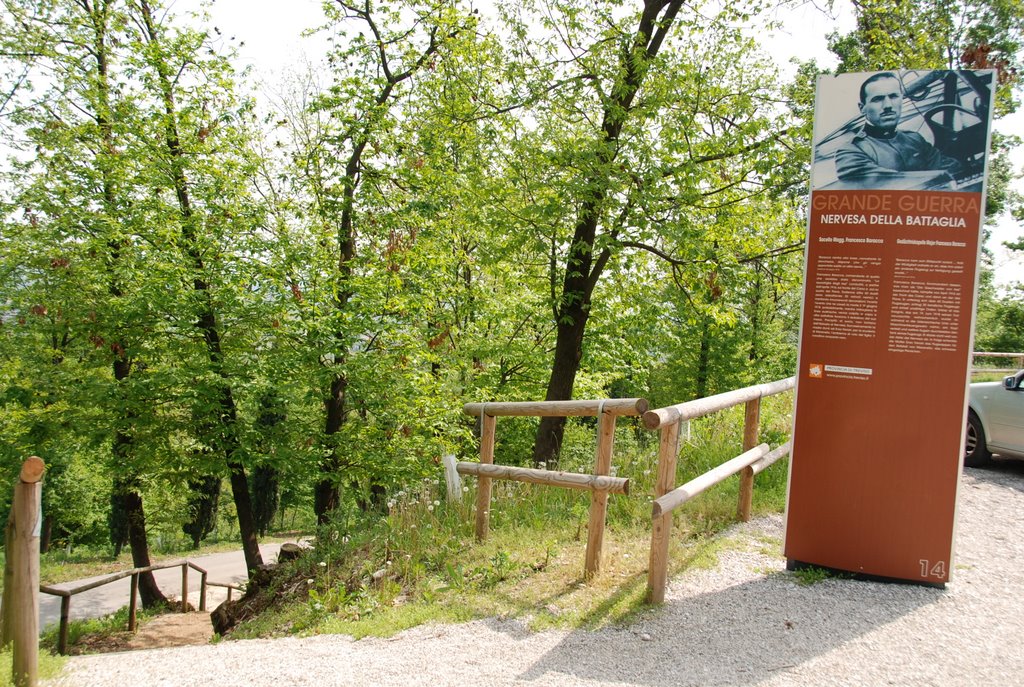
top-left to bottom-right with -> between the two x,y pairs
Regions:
186,0 -> 1022,289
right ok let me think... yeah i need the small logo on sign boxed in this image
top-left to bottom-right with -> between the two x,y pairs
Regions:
808,363 -> 823,378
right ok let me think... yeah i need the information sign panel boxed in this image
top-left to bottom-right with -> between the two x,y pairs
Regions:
784,70 -> 995,584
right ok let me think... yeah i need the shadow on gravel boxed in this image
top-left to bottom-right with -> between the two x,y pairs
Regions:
966,459 -> 1024,496
516,565 -> 940,686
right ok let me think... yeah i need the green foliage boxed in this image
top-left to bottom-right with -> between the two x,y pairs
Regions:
976,282 -> 1024,352
1,0 -> 809,561
231,403 -> 793,638
0,646 -> 64,686
791,565 -> 834,586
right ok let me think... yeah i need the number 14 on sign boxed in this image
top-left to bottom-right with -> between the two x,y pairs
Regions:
919,559 -> 947,579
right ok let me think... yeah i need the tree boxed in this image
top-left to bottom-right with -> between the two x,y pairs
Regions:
1,0 -> 169,607
482,0 -> 802,464
274,0 -> 481,522
129,0 -> 265,574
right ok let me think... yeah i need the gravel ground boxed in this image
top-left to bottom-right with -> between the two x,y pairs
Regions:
48,464 -> 1024,687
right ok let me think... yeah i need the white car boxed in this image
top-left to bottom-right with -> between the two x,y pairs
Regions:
965,370 -> 1024,467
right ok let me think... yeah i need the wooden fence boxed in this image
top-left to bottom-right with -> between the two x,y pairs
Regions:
971,351 -> 1024,375
641,377 -> 796,603
39,561 -> 242,655
459,398 -> 647,578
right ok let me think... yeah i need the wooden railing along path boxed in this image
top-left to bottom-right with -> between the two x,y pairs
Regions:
460,398 -> 647,578
641,377 -> 795,603
457,378 -> 796,603
457,380 -> 796,598
971,351 -> 1024,375
39,561 -> 242,655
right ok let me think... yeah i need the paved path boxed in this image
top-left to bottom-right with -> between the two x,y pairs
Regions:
39,542 -> 290,633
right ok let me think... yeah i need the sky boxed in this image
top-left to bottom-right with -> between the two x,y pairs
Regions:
185,0 -> 1023,289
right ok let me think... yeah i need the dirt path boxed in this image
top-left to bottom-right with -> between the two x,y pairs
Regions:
70,612 -> 214,655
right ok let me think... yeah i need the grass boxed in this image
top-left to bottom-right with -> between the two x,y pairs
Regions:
228,394 -> 795,641
790,565 -> 853,586
0,646 -> 64,687
38,604 -> 162,655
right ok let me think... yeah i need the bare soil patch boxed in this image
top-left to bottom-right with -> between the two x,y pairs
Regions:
71,612 -> 214,654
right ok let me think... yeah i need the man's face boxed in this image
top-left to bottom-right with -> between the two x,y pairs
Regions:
860,77 -> 902,132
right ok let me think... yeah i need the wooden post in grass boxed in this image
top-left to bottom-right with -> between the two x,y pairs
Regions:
9,457 -> 44,687
584,408 -> 616,578
128,574 -> 139,631
181,564 -> 188,613
57,596 -> 70,655
475,412 -> 497,541
737,398 -> 761,522
1,507 -> 14,648
646,422 -> 681,604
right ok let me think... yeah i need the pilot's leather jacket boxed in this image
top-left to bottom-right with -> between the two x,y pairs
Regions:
835,125 -> 962,181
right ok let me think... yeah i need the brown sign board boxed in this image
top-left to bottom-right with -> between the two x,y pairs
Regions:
784,70 -> 995,584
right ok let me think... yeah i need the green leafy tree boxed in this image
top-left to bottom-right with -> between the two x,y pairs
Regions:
128,0 -> 267,574
1,0 -> 171,607
477,0 -> 802,463
266,0 -> 485,522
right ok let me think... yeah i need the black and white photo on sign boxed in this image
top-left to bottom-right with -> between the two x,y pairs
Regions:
811,70 -> 993,192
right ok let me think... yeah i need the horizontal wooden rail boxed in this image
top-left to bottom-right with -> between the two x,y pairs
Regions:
457,462 -> 629,495
460,397 -> 643,578
652,444 -> 770,518
39,558 -> 236,654
971,351 -> 1024,358
643,378 -> 795,430
463,398 -> 648,418
204,580 -> 243,603
645,377 -> 796,603
750,441 -> 792,476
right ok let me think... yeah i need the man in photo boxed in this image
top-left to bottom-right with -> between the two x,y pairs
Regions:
835,72 -> 963,184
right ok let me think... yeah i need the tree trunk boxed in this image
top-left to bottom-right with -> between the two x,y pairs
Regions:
695,317 -> 711,399
251,465 -> 279,538
532,299 -> 590,465
138,0 -> 263,575
112,476 -> 166,608
182,475 -> 220,549
228,461 -> 263,574
530,0 -> 683,466
316,371 -> 346,524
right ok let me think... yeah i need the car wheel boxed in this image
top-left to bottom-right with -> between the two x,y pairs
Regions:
964,411 -> 992,468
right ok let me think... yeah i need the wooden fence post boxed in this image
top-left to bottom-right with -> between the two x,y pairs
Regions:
199,570 -> 208,612
10,457 -> 44,687
1,509 -> 14,648
57,596 -> 70,655
737,398 -> 761,522
646,421 -> 681,604
475,412 -> 496,541
584,408 -> 616,578
128,573 -> 139,632
181,564 -> 188,613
